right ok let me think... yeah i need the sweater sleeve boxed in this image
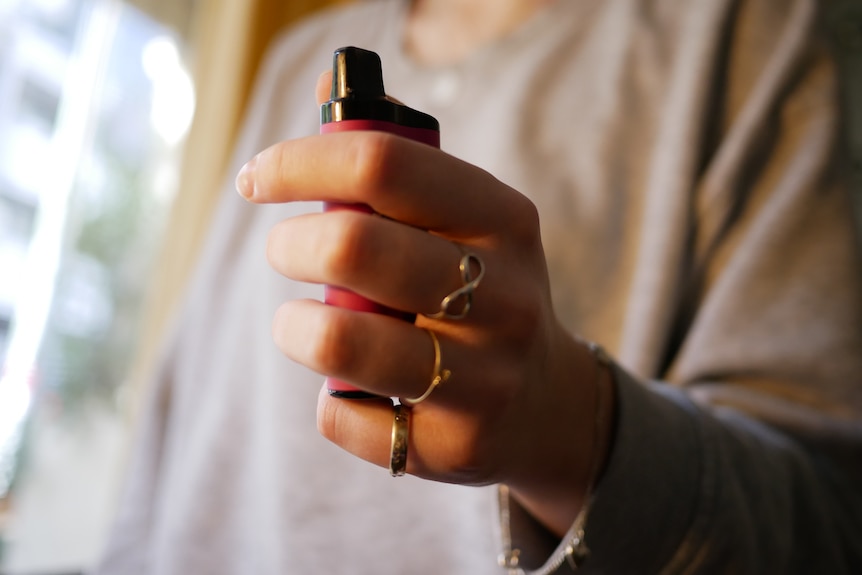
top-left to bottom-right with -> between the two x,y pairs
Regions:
504,364 -> 862,574
587,369 -> 859,574
502,0 -> 862,572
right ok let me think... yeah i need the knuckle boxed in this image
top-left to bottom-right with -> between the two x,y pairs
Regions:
507,196 -> 542,247
351,132 -> 403,200
321,214 -> 378,285
270,302 -> 292,351
498,283 -> 545,347
438,398 -> 512,485
259,144 -> 288,198
446,432 -> 498,486
316,394 -> 340,442
272,145 -> 290,183
307,311 -> 359,377
265,223 -> 286,270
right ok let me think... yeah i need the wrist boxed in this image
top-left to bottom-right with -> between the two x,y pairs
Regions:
507,336 -> 617,537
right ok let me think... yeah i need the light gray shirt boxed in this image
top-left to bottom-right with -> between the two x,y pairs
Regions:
97,1 -> 862,573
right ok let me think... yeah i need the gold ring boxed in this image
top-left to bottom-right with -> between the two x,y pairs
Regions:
425,250 -> 485,320
389,404 -> 411,477
403,330 -> 451,406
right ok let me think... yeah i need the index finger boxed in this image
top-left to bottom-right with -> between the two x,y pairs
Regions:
235,131 -> 536,239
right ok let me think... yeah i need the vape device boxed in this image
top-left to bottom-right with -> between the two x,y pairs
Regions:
320,46 -> 440,398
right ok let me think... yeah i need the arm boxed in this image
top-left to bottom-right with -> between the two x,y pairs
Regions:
504,0 -> 862,571
237,1 -> 862,572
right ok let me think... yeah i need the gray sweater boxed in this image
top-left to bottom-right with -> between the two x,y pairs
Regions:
97,1 -> 862,573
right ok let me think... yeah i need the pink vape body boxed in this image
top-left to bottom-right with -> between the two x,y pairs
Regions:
320,48 -> 440,398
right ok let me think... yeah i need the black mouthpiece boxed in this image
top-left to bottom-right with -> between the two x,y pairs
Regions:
331,47 -> 385,100
321,46 -> 438,131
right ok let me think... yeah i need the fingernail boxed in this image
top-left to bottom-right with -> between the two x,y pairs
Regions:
235,155 -> 258,199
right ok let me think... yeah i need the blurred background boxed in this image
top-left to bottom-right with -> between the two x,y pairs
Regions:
0,0 -> 194,572
0,0 -> 858,574
0,0 -> 346,573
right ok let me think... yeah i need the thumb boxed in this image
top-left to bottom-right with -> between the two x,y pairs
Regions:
316,70 -> 331,106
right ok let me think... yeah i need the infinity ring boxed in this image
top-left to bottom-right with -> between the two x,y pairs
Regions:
425,251 -> 485,320
403,330 -> 451,406
389,404 -> 411,477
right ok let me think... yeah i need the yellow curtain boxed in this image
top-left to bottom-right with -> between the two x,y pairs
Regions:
131,0 -> 352,405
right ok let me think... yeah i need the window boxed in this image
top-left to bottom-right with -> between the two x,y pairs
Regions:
0,0 -> 194,570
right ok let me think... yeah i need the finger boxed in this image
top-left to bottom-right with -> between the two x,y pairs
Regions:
236,132 -> 537,240
315,385 -> 394,468
274,298 -> 428,399
316,386 -> 495,484
316,70 -> 331,106
267,210 -> 465,315
274,298 -> 517,411
274,298 -> 478,402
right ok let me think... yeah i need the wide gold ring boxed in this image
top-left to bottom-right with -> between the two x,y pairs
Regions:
425,251 -> 485,320
389,404 -> 411,477
403,330 -> 451,406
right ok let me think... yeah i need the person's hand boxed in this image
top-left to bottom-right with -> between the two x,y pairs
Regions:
234,74 -> 615,536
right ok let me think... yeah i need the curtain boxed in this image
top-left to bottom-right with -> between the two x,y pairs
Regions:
124,0 -> 195,35
131,0 -> 353,405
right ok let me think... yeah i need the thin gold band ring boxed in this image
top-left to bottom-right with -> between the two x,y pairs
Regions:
403,329 -> 451,406
389,404 -> 410,477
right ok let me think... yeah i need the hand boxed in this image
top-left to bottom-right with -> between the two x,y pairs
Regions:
234,74 -> 615,536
